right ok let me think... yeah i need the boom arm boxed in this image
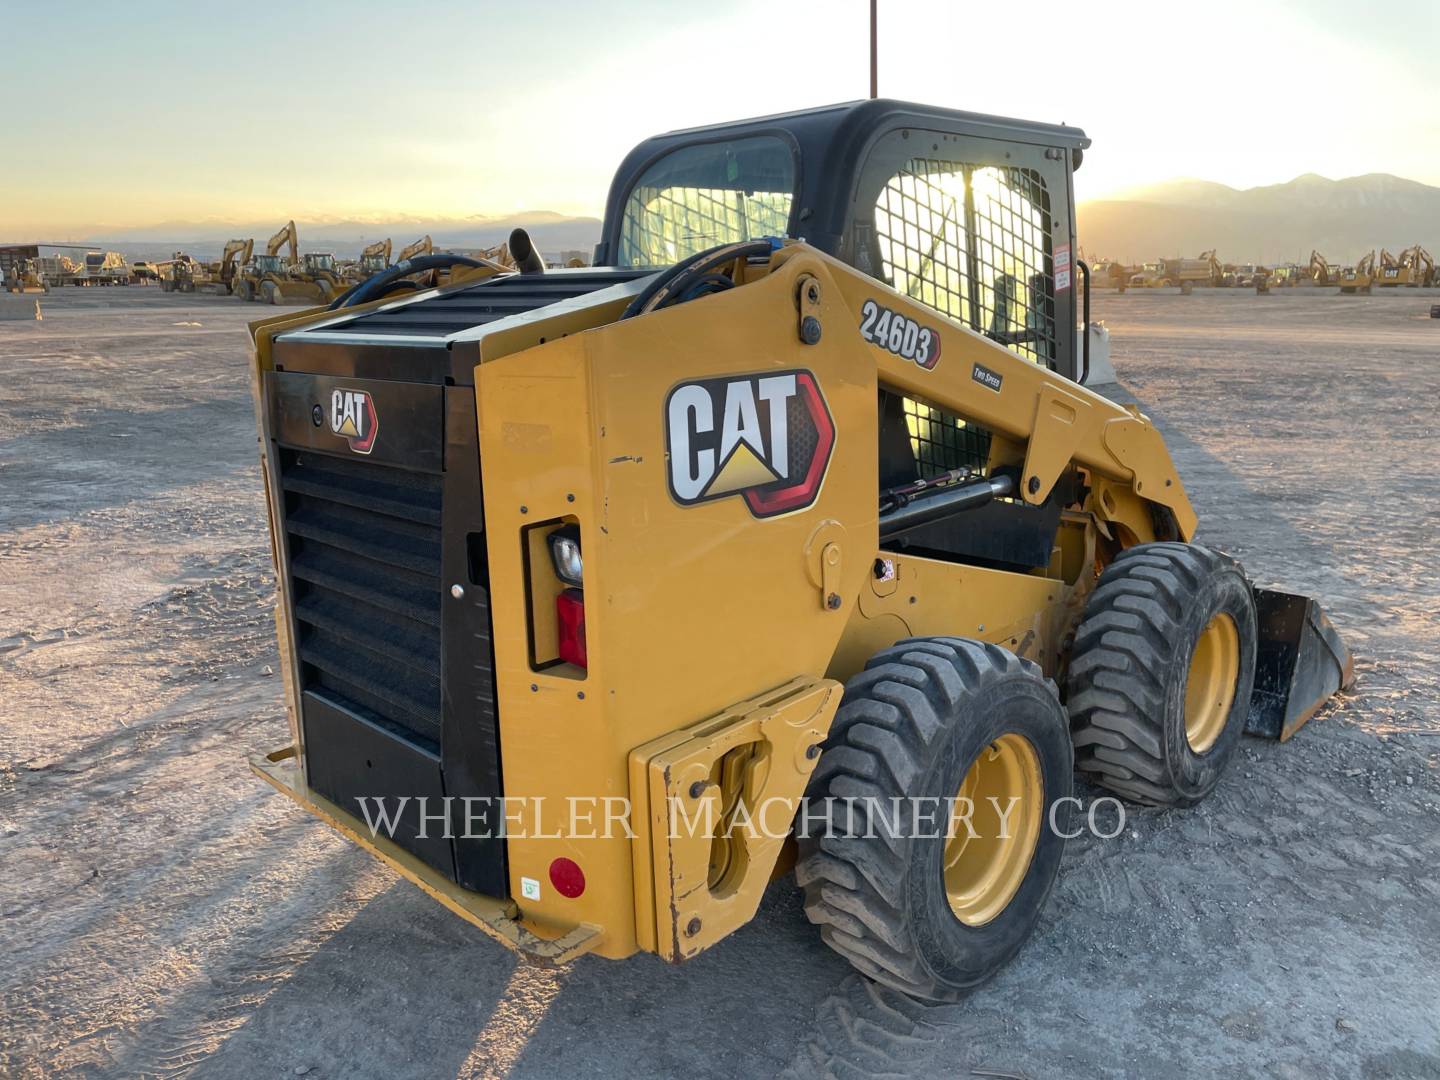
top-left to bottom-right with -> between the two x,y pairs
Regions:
267,221 -> 299,267
397,235 -> 432,262
361,239 -> 392,264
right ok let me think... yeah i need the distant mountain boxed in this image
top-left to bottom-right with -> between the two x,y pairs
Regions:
1078,173 -> 1440,264
35,212 -> 603,263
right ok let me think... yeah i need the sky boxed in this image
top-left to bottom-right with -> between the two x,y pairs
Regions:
3,0 -> 1439,237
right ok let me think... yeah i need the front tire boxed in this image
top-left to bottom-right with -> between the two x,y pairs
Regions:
1067,542 -> 1257,806
797,638 -> 1072,1001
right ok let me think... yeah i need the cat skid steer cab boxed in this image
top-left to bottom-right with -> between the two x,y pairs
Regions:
245,100 -> 1352,999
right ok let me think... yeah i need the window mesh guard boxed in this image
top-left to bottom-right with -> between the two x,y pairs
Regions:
619,187 -> 792,268
903,395 -> 991,479
874,160 -> 1057,367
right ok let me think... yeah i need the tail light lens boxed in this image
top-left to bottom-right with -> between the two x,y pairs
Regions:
556,587 -> 587,668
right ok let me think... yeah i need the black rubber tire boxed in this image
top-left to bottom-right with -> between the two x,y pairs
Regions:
796,638 -> 1073,1002
1068,542 -> 1258,807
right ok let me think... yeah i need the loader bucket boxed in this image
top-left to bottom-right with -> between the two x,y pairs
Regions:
1245,588 -> 1355,741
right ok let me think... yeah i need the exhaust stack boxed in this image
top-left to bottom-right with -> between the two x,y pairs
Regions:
509,228 -> 546,274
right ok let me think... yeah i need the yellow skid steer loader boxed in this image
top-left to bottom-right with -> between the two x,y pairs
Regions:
245,101 -> 1352,1000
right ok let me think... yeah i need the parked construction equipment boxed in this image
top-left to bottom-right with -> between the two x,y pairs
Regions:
355,239 -> 392,281
1129,251 -> 1221,288
1308,250 -> 1335,286
160,253 -> 210,293
396,235 -> 433,263
1339,251 -> 1375,294
212,239 -> 254,295
1377,245 -> 1433,287
4,259 -> 49,293
234,221 -> 343,305
243,101 -> 1353,1001
77,251 -> 130,286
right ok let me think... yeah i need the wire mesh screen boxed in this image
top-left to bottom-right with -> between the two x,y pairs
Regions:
615,135 -> 796,268
619,187 -> 792,268
874,160 -> 1056,367
903,395 -> 991,479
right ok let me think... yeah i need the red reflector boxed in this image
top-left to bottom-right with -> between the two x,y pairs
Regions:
549,857 -> 586,898
556,587 -> 587,668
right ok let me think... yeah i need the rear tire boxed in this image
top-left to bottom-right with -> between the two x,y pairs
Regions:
796,638 -> 1072,1001
1067,542 -> 1257,807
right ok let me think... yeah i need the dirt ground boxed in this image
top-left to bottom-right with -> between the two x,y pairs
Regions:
2,285 -> 1438,1079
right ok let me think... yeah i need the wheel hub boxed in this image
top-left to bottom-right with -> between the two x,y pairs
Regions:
944,733 -> 1044,927
1184,612 -> 1240,752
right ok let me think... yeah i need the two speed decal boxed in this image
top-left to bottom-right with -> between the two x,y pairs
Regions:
859,299 -> 941,370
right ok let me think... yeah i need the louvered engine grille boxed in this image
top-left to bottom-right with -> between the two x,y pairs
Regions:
318,270 -> 652,339
280,448 -> 443,750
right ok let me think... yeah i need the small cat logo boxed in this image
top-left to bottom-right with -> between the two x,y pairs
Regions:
330,388 -> 378,454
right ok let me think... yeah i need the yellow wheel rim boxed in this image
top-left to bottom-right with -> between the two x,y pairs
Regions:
1184,612 -> 1240,753
944,733 -> 1044,927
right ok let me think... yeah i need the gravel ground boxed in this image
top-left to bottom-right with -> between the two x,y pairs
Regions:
1,286 -> 1437,1079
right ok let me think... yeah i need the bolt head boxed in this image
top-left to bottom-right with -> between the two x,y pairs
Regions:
800,315 -> 822,345
1027,476 -> 1041,494
688,781 -> 706,799
805,743 -> 821,760
685,917 -> 702,937
826,593 -> 842,610
450,584 -> 465,600
310,404 -> 323,427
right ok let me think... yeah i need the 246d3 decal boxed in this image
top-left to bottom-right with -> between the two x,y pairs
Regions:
859,299 -> 941,370
666,369 -> 834,518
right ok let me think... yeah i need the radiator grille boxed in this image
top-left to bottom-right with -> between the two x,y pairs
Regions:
280,449 -> 443,750
317,270 -> 652,339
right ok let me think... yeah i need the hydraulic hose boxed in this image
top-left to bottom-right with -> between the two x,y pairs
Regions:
330,253 -> 498,310
621,237 -> 781,320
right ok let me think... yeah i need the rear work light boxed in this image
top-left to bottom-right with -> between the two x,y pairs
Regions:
556,587 -> 587,668
547,524 -> 583,586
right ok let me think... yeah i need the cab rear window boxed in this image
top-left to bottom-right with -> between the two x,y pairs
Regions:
616,136 -> 796,268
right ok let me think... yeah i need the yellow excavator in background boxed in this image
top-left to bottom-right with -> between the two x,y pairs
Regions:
235,221 -> 298,302
1338,250 -> 1375,294
1377,245 -> 1433,287
352,238 -> 392,282
1307,250 -> 1334,286
396,235 -> 433,263
1411,246 -> 1436,287
213,239 -> 253,295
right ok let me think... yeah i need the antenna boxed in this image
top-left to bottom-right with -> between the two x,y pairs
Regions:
870,0 -> 878,99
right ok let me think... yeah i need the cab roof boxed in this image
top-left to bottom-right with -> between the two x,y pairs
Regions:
596,99 -> 1090,262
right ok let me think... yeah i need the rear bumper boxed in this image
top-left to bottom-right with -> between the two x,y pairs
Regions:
248,744 -> 601,964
